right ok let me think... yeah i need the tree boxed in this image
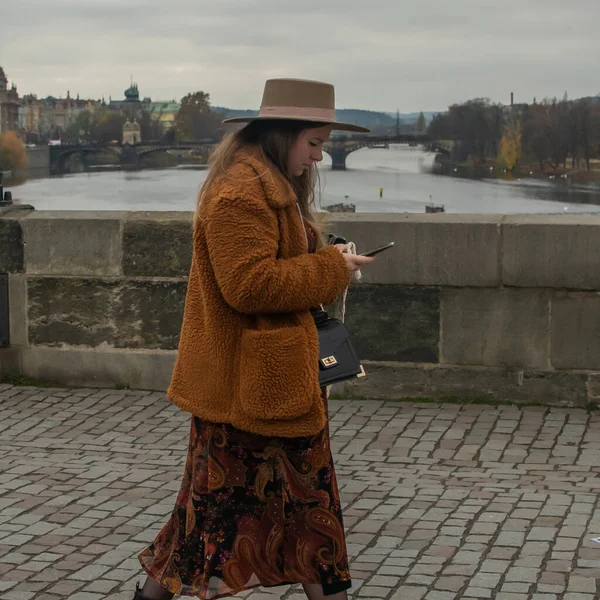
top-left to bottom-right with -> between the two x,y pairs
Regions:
521,99 -> 573,171
571,100 -> 600,170
63,110 -> 95,144
416,112 -> 426,133
427,113 -> 451,140
522,107 -> 550,170
138,109 -> 164,142
442,99 -> 505,163
61,108 -> 128,144
497,121 -> 522,171
542,99 -> 570,170
0,131 -> 28,171
588,105 -> 600,166
94,109 -> 126,143
175,91 -> 223,141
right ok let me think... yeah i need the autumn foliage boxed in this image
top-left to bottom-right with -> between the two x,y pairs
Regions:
428,96 -> 600,172
174,91 -> 223,141
497,121 -> 522,171
0,131 -> 28,171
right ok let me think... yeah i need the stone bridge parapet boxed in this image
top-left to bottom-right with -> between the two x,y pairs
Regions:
1,210 -> 599,406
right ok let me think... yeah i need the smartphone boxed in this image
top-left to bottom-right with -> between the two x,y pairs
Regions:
360,242 -> 395,257
328,234 -> 347,245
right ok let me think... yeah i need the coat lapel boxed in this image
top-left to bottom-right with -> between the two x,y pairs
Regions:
237,145 -> 308,258
238,146 -> 296,209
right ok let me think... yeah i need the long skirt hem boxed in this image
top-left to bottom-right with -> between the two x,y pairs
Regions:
138,557 -> 352,599
137,394 -> 351,600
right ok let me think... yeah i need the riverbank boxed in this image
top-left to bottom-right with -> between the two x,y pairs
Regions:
6,145 -> 600,214
432,154 -> 600,188
4,163 -> 210,187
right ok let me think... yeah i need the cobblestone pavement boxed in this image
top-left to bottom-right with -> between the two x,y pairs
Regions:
2,386 -> 600,600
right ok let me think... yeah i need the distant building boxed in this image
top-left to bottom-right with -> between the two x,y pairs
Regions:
147,100 -> 180,131
109,81 -> 179,135
110,82 -> 142,118
18,92 -> 102,140
579,94 -> 600,105
51,91 -> 98,131
19,95 -> 42,132
500,92 -> 529,123
122,119 -> 141,145
0,66 -> 20,132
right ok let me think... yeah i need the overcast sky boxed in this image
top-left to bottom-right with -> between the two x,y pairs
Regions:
1,0 -> 598,113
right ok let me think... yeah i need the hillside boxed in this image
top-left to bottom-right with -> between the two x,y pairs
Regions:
386,111 -> 438,124
212,106 -> 401,129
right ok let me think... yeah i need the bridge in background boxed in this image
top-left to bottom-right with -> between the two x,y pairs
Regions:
49,134 -> 438,174
324,133 -> 431,170
49,141 -> 216,174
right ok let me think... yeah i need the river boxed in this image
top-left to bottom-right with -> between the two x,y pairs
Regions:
7,145 -> 600,214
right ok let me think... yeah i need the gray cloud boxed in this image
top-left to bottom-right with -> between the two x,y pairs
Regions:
1,0 -> 598,112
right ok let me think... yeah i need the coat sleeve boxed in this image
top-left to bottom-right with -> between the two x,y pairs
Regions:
203,193 -> 351,314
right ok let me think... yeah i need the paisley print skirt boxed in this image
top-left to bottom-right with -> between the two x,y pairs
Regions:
138,396 -> 351,599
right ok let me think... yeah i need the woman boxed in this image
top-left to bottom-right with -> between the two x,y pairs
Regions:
135,78 -> 375,600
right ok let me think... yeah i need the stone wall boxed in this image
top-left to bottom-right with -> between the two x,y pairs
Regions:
1,210 -> 599,407
23,147 -> 50,178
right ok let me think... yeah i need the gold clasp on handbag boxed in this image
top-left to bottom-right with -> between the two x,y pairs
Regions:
321,355 -> 338,368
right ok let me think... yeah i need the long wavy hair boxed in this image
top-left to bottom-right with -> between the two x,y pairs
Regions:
197,119 -> 325,246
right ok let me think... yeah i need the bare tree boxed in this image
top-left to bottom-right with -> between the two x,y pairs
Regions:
574,100 -> 600,170
175,92 -> 223,141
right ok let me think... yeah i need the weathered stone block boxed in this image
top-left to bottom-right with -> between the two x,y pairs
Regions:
8,274 -> 27,346
344,284 -> 439,362
338,361 -> 589,407
0,274 -> 7,348
589,374 -> 600,399
20,346 -> 176,390
116,280 -> 187,349
441,288 -> 549,368
28,278 -> 120,347
27,277 -> 187,349
123,214 -> 192,277
327,214 -> 502,286
429,366 -> 588,406
502,215 -> 600,289
551,293 -> 600,369
336,362 -> 433,399
0,348 -> 20,373
0,217 -> 24,273
22,212 -> 122,276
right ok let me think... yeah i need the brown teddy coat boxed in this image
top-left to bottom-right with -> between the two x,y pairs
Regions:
167,145 -> 351,437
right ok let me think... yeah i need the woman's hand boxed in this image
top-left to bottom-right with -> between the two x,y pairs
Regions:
334,244 -> 375,273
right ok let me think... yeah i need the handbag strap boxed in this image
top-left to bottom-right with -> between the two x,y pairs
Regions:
312,306 -> 329,326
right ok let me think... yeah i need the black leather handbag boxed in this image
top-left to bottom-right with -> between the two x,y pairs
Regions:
313,308 -> 363,386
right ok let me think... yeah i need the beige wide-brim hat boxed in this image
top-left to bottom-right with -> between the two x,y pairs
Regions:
222,78 -> 370,133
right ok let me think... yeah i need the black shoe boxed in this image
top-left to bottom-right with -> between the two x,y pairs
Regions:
133,582 -> 152,600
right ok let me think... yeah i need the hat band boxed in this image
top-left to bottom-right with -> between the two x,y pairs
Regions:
259,105 -> 336,121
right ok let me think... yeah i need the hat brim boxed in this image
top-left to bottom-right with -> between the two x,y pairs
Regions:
222,115 -> 370,133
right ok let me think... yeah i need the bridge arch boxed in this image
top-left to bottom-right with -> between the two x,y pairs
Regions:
136,144 -> 214,158
323,135 -> 427,170
51,147 -> 121,175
